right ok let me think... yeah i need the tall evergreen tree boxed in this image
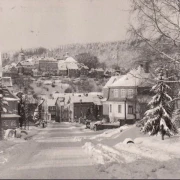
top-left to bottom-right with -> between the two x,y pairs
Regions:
143,70 -> 178,140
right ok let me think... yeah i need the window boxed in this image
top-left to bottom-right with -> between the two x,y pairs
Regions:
128,105 -> 133,114
121,89 -> 126,98
128,89 -> 133,98
109,104 -> 112,113
118,105 -> 121,113
114,89 -> 118,98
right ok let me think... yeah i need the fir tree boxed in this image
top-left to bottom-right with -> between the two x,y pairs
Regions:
143,70 -> 178,140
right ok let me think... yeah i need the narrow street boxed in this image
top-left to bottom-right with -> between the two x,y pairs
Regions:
0,122 -> 110,179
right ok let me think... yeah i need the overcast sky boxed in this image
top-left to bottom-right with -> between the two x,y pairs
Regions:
0,0 -> 131,52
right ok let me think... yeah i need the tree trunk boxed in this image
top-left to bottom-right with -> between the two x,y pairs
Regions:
161,124 -> 165,140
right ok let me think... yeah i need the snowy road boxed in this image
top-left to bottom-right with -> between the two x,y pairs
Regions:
0,122 -> 180,179
0,122 -> 110,179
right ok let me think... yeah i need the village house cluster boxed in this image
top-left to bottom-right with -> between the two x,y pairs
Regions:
38,63 -> 154,126
2,50 -> 117,79
1,50 -> 161,130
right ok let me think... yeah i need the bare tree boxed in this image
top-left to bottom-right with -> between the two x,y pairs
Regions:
129,0 -> 180,130
129,0 -> 180,64
129,0 -> 180,97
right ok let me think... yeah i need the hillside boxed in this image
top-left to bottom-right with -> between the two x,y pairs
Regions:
51,41 -> 140,69
3,41 -> 140,70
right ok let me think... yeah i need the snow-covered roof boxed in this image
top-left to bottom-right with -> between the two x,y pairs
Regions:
88,92 -> 103,96
19,60 -> 34,66
95,68 -> 104,71
42,57 -> 57,61
110,66 -> 153,87
69,95 -> 94,103
1,114 -> 20,118
47,98 -> 56,106
65,57 -> 77,63
58,62 -> 67,70
103,76 -> 122,88
3,97 -> 19,101
66,63 -> 79,69
43,80 -> 52,85
11,63 -> 16,67
58,60 -> 66,64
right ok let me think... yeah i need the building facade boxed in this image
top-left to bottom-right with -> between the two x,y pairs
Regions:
106,65 -> 153,123
39,58 -> 58,74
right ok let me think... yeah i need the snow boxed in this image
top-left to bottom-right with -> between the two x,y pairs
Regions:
88,125 -> 132,141
82,142 -> 112,164
82,125 -> 180,169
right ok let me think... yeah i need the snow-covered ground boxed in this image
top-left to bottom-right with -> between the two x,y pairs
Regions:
74,124 -> 133,142
82,126 -> 180,179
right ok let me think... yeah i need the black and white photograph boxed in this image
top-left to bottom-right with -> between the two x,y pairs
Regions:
0,0 -> 180,179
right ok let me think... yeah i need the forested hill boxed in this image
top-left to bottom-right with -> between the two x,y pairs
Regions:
4,40 -> 141,69
52,41 -> 140,68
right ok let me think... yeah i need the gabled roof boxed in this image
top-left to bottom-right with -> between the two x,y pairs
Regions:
109,66 -> 153,88
65,57 -> 77,63
103,76 -> 122,88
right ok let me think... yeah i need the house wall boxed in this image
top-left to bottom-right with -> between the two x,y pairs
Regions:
109,87 -> 136,101
80,68 -> 88,76
72,102 -> 93,121
68,69 -> 80,77
103,102 -> 109,116
39,60 -> 58,72
108,101 -> 138,122
6,101 -> 18,114
48,106 -> 56,119
102,88 -> 109,99
59,69 -> 68,76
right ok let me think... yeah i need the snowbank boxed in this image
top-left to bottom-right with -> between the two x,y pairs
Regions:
82,142 -> 107,164
82,141 -> 139,165
134,135 -> 180,156
114,135 -> 180,161
89,125 -> 132,141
